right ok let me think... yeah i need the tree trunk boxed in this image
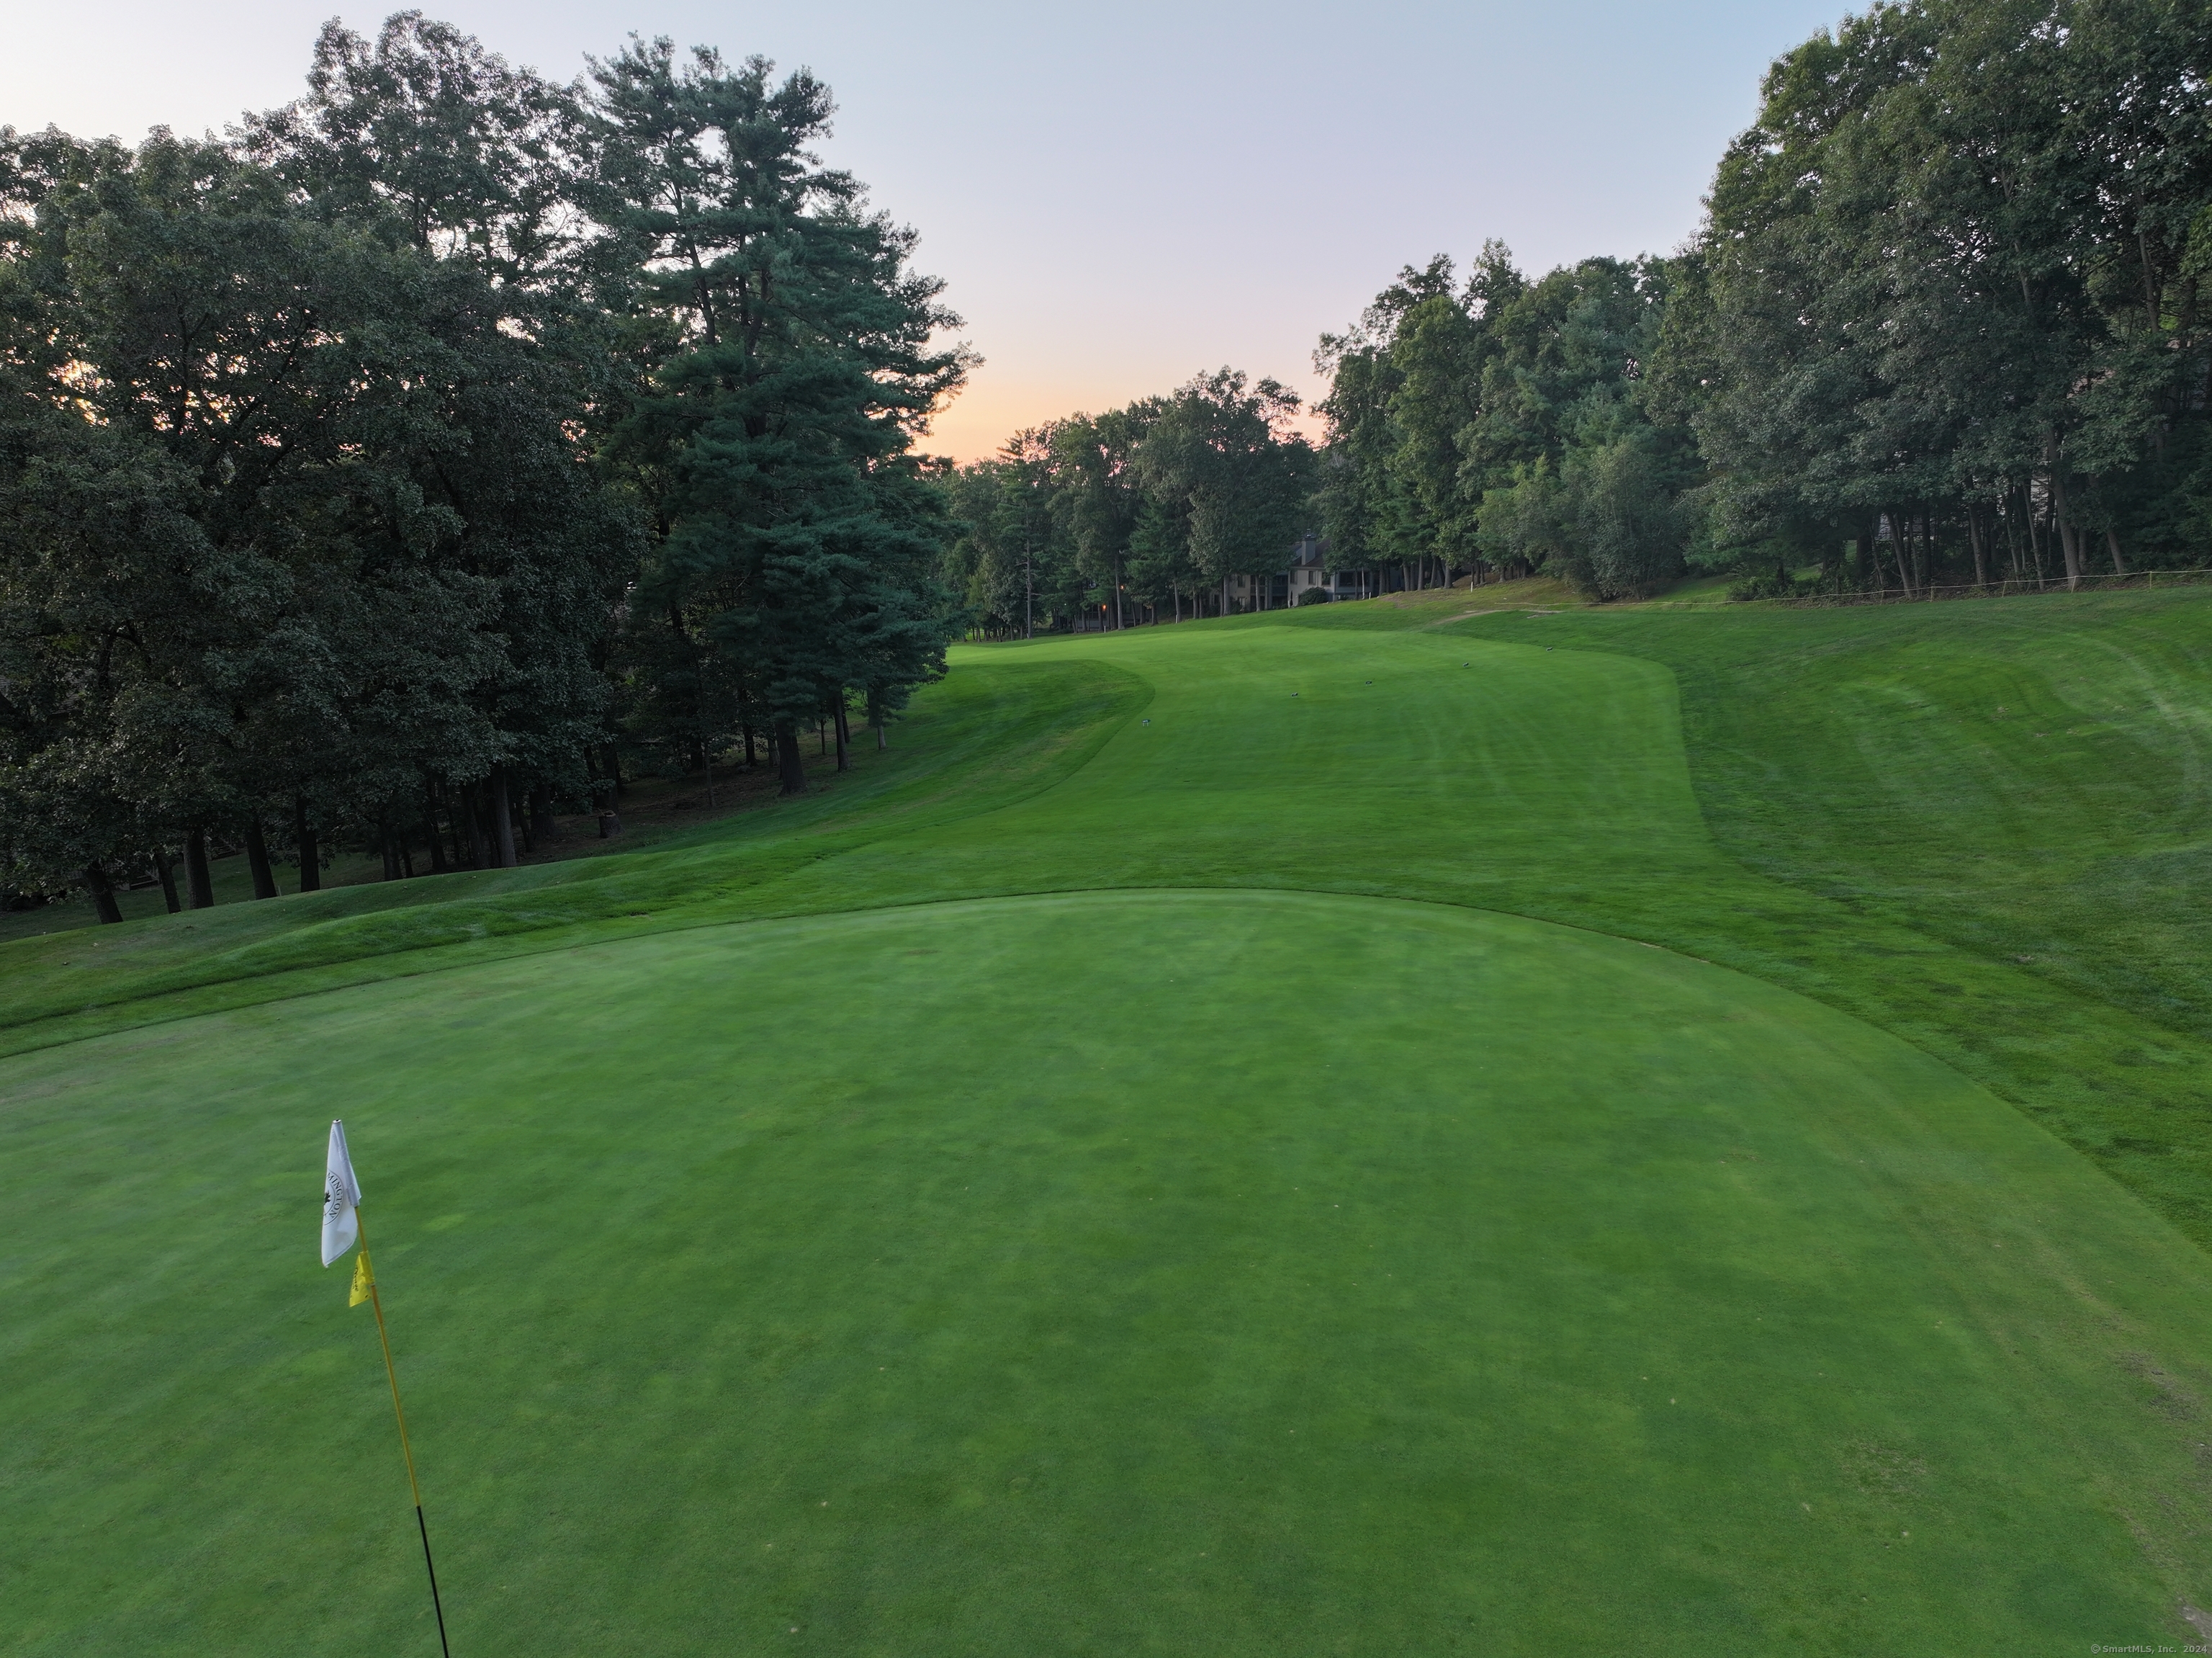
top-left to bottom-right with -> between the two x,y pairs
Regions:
530,782 -> 557,845
466,784 -> 489,869
153,854 -> 180,915
184,829 -> 215,909
2050,467 -> 2085,588
423,784 -> 449,874
776,720 -> 808,795
1967,510 -> 1989,588
834,699 -> 850,771
84,862 -> 122,926
449,782 -> 469,868
2106,527 -> 2128,575
243,818 -> 279,900
492,767 -> 518,868
294,796 -> 322,892
742,719 -> 757,769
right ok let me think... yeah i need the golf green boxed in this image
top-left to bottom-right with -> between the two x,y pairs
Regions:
9,888 -> 2212,1653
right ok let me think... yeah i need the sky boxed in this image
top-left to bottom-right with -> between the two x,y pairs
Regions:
1,0 -> 1849,460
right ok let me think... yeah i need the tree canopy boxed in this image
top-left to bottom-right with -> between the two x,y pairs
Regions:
0,14 -> 966,916
1310,0 -> 2212,601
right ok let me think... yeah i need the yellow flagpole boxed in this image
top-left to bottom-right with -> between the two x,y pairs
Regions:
354,1208 -> 452,1657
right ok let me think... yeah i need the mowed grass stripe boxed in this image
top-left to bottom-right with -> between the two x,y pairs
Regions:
5,892 -> 2208,1654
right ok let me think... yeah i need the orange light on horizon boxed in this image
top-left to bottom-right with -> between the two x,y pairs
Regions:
919,373 -> 1329,467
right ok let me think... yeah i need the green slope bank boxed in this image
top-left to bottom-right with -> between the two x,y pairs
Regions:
1429,589 -> 2212,1241
0,658 -> 1148,1050
9,895 -> 2212,1654
1451,588 -> 2212,1040
6,588 -> 2212,1247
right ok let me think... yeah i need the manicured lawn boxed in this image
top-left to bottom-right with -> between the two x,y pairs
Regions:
1454,588 -> 2212,1044
8,587 -> 2212,1651
8,892 -> 2210,1654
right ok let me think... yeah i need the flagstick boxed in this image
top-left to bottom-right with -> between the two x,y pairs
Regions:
354,1209 -> 453,1658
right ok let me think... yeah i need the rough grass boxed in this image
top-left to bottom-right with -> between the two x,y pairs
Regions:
1437,588 -> 2212,1239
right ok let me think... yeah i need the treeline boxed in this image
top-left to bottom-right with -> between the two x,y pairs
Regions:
1327,0 -> 2212,599
1,16 -> 963,918
958,0 -> 2212,617
942,369 -> 1318,637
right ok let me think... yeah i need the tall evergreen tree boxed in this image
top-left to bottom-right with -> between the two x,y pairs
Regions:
589,40 -> 967,792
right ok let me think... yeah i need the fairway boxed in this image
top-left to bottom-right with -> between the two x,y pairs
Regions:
9,596 -> 2212,1653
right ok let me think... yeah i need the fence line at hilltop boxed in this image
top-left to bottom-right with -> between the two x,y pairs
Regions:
1768,567 -> 2212,609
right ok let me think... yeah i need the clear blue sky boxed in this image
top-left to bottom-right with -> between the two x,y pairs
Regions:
4,1 -> 1847,459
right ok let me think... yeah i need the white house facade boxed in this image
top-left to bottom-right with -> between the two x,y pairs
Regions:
1223,534 -> 1374,611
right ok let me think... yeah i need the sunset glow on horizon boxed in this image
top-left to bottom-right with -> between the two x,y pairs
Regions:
6,0 -> 1849,465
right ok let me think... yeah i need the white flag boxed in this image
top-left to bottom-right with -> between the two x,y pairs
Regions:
320,1119 -> 363,1267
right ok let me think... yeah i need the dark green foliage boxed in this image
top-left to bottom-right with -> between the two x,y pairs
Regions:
1318,247 -> 1689,599
0,127 -> 573,893
1,14 -> 961,898
941,372 -> 1313,629
1675,0 -> 2212,587
1133,369 -> 1314,607
590,40 -> 966,787
1320,0 -> 2212,596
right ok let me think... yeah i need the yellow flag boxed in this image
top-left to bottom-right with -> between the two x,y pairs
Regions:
349,1250 -> 374,1307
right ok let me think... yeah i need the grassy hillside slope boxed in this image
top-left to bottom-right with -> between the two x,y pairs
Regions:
0,659 -> 1148,1049
1435,588 -> 2212,1237
1455,588 -> 2212,1036
6,591 -> 2212,1237
10,587 -> 2212,1653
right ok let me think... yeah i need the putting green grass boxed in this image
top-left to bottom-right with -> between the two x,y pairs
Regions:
9,588 -> 2212,1651
9,892 -> 2212,1654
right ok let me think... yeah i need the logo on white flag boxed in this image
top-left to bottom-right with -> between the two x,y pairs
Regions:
320,1119 -> 363,1267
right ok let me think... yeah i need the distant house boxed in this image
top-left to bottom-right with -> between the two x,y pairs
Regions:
1224,533 -> 1372,609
